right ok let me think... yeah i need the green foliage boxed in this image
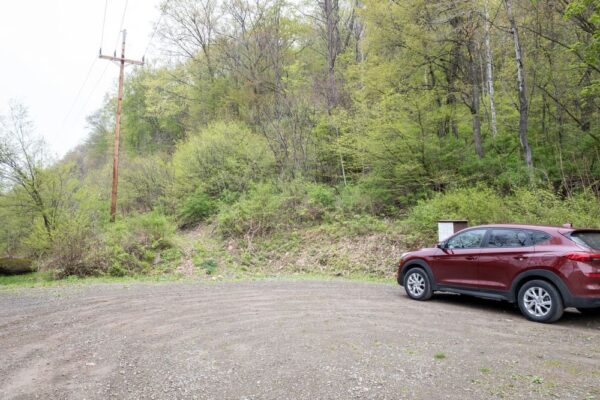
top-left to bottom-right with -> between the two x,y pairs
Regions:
106,211 -> 176,254
217,180 -> 338,237
337,182 -> 392,215
172,122 -> 275,197
178,188 -> 218,228
120,154 -> 173,213
198,259 -> 217,275
37,211 -> 180,278
40,213 -> 108,278
405,186 -> 600,243
122,68 -> 186,153
217,182 -> 285,237
325,214 -> 390,237
0,271 -> 55,286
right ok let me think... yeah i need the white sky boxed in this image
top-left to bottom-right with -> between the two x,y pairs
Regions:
0,0 -> 161,158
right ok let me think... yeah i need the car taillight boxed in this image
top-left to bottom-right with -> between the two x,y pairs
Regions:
565,252 -> 600,262
567,252 -> 600,277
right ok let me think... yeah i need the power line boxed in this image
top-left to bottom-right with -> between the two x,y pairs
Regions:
143,14 -> 163,58
71,0 -> 131,125
76,61 -> 111,119
143,2 -> 168,58
100,0 -> 109,49
62,57 -> 98,126
114,0 -> 129,52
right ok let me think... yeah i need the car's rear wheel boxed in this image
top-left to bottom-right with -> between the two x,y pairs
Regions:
517,280 -> 564,323
403,268 -> 432,301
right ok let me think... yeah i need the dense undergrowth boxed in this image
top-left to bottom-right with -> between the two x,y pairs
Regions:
4,179 -> 599,281
3,0 -> 600,281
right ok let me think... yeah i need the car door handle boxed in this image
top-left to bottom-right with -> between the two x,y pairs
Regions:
513,256 -> 527,261
466,256 -> 477,260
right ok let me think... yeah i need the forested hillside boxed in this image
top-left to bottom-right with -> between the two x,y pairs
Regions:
2,0 -> 600,278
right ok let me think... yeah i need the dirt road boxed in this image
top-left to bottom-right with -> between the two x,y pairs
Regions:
1,280 -> 599,399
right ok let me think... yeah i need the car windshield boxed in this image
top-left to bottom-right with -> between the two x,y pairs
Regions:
569,231 -> 600,250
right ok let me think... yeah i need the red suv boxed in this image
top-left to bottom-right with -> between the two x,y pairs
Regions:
397,224 -> 600,322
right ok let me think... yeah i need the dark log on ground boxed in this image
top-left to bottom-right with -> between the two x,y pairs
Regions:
0,258 -> 34,275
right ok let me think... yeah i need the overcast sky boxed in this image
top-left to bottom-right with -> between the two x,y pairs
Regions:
0,0 -> 161,158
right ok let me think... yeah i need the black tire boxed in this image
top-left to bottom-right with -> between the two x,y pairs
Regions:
403,267 -> 433,301
577,307 -> 600,316
517,280 -> 564,323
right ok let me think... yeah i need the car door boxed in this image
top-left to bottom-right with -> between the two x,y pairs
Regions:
430,229 -> 487,287
477,228 -> 535,291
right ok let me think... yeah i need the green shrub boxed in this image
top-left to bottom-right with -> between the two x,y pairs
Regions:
307,183 -> 335,209
198,259 -> 217,275
107,211 -> 176,249
337,183 -> 390,215
120,155 -> 173,213
172,122 -> 275,197
40,214 -> 109,278
326,214 -> 390,236
404,186 -> 600,244
216,180 -> 339,237
103,211 -> 178,276
178,188 -> 218,227
217,182 -> 284,237
508,188 -> 600,227
404,186 -> 506,239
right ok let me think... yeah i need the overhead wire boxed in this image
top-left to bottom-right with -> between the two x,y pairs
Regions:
62,0 -> 112,127
143,1 -> 168,59
100,0 -> 109,50
76,62 -> 111,118
114,0 -> 129,52
62,57 -> 98,125
78,0 -> 130,117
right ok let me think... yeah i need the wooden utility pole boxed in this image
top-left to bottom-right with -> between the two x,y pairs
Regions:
99,30 -> 143,222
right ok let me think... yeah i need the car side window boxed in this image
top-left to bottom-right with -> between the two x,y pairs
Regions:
446,229 -> 487,249
529,230 -> 551,245
487,229 -> 532,248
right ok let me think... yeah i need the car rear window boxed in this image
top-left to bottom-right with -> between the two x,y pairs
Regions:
529,231 -> 551,245
569,231 -> 600,250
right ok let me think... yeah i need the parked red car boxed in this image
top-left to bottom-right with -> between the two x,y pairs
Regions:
397,224 -> 600,322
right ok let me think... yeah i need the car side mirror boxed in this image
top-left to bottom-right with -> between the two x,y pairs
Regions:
436,241 -> 446,249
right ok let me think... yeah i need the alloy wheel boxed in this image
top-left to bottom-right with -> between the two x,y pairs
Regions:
407,272 -> 426,297
523,286 -> 552,318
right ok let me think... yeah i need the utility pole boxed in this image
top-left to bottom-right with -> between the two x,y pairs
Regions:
99,30 -> 144,222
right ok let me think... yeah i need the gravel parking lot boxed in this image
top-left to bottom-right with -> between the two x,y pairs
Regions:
1,280 -> 599,399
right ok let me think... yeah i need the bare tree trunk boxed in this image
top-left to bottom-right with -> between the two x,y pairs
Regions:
505,0 -> 534,178
580,66 -> 595,132
471,88 -> 484,158
483,0 -> 498,139
321,0 -> 341,112
467,31 -> 484,158
319,0 -> 347,185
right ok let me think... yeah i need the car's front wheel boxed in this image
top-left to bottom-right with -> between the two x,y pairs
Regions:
517,280 -> 564,323
403,267 -> 433,301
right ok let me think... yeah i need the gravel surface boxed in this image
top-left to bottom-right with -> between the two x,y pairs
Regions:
1,280 -> 599,399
